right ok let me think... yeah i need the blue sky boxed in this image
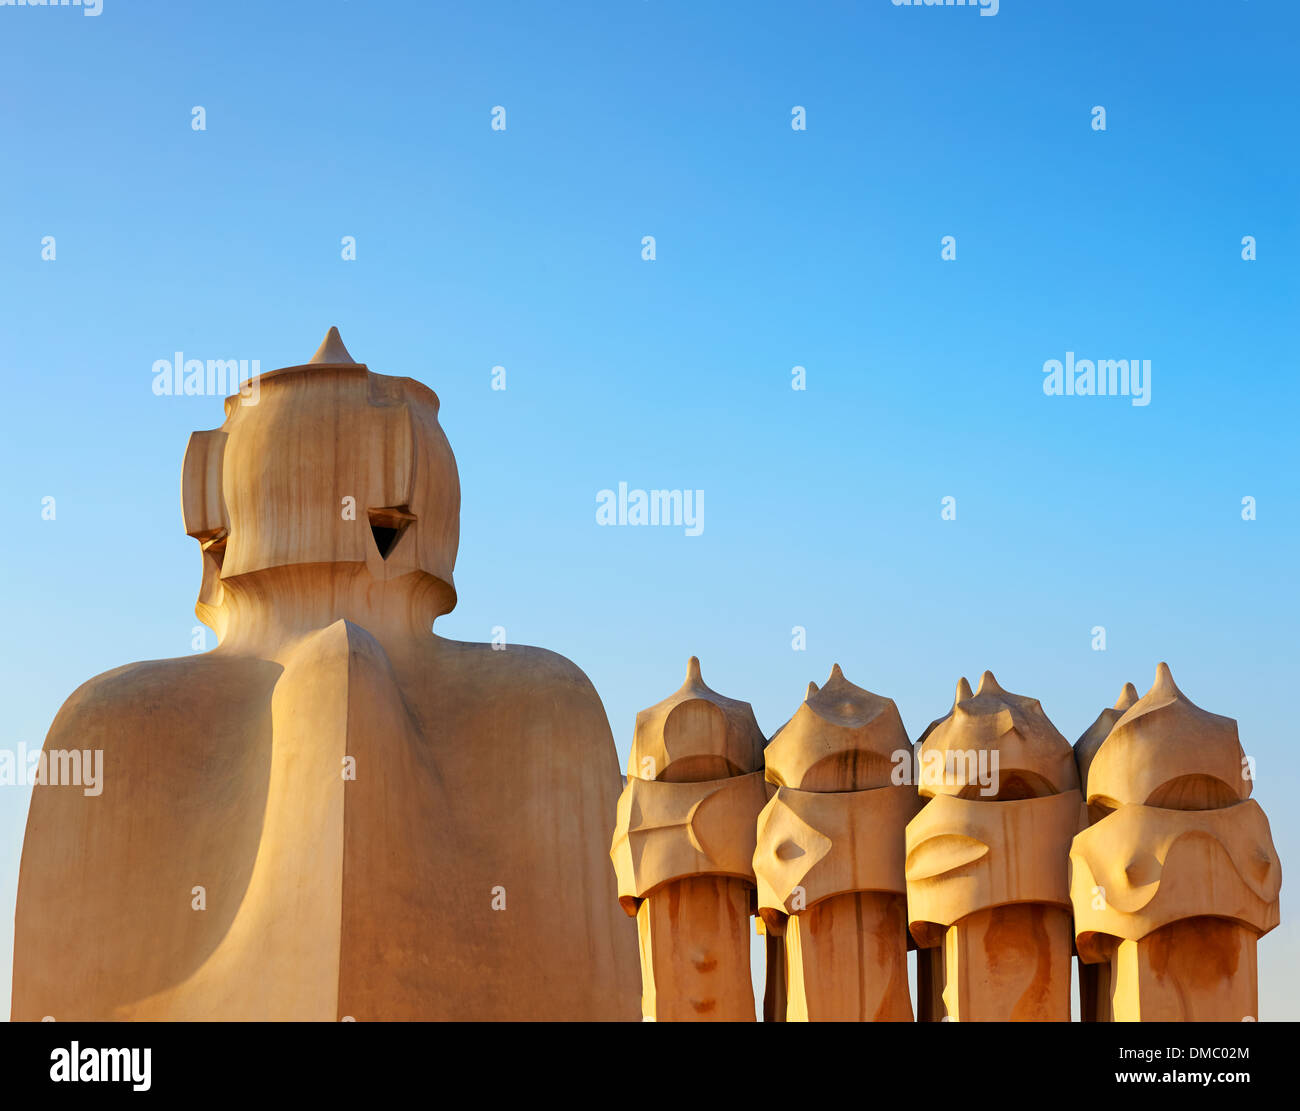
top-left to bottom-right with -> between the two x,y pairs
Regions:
1,0 -> 1297,1018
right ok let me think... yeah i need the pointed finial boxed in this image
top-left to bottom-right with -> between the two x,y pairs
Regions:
828,663 -> 844,683
975,670 -> 1002,695
1151,661 -> 1179,695
685,655 -> 703,684
805,681 -> 819,701
1115,682 -> 1139,711
955,676 -> 973,703
309,326 -> 356,365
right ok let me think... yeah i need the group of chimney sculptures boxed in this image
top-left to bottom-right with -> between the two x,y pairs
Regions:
9,331 -> 1281,1022
611,658 -> 1282,1021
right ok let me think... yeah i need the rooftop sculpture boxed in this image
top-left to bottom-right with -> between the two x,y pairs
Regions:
12,329 -> 640,1020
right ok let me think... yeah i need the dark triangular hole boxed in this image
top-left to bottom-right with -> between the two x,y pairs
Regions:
368,506 -> 414,560
370,525 -> 402,558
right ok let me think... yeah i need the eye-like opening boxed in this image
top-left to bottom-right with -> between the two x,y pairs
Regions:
198,527 -> 228,573
368,505 -> 415,560
194,527 -> 228,611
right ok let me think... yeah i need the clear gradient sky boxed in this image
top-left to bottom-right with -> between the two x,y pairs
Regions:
1,0 -> 1297,1018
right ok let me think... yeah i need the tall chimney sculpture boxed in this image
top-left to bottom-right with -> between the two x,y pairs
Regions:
12,329 -> 641,1021
756,916 -> 787,1022
905,671 -> 1084,1021
610,657 -> 768,1020
1071,680 -> 1139,1021
1070,663 -> 1282,1020
907,677 -> 972,1020
754,666 -> 921,1021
